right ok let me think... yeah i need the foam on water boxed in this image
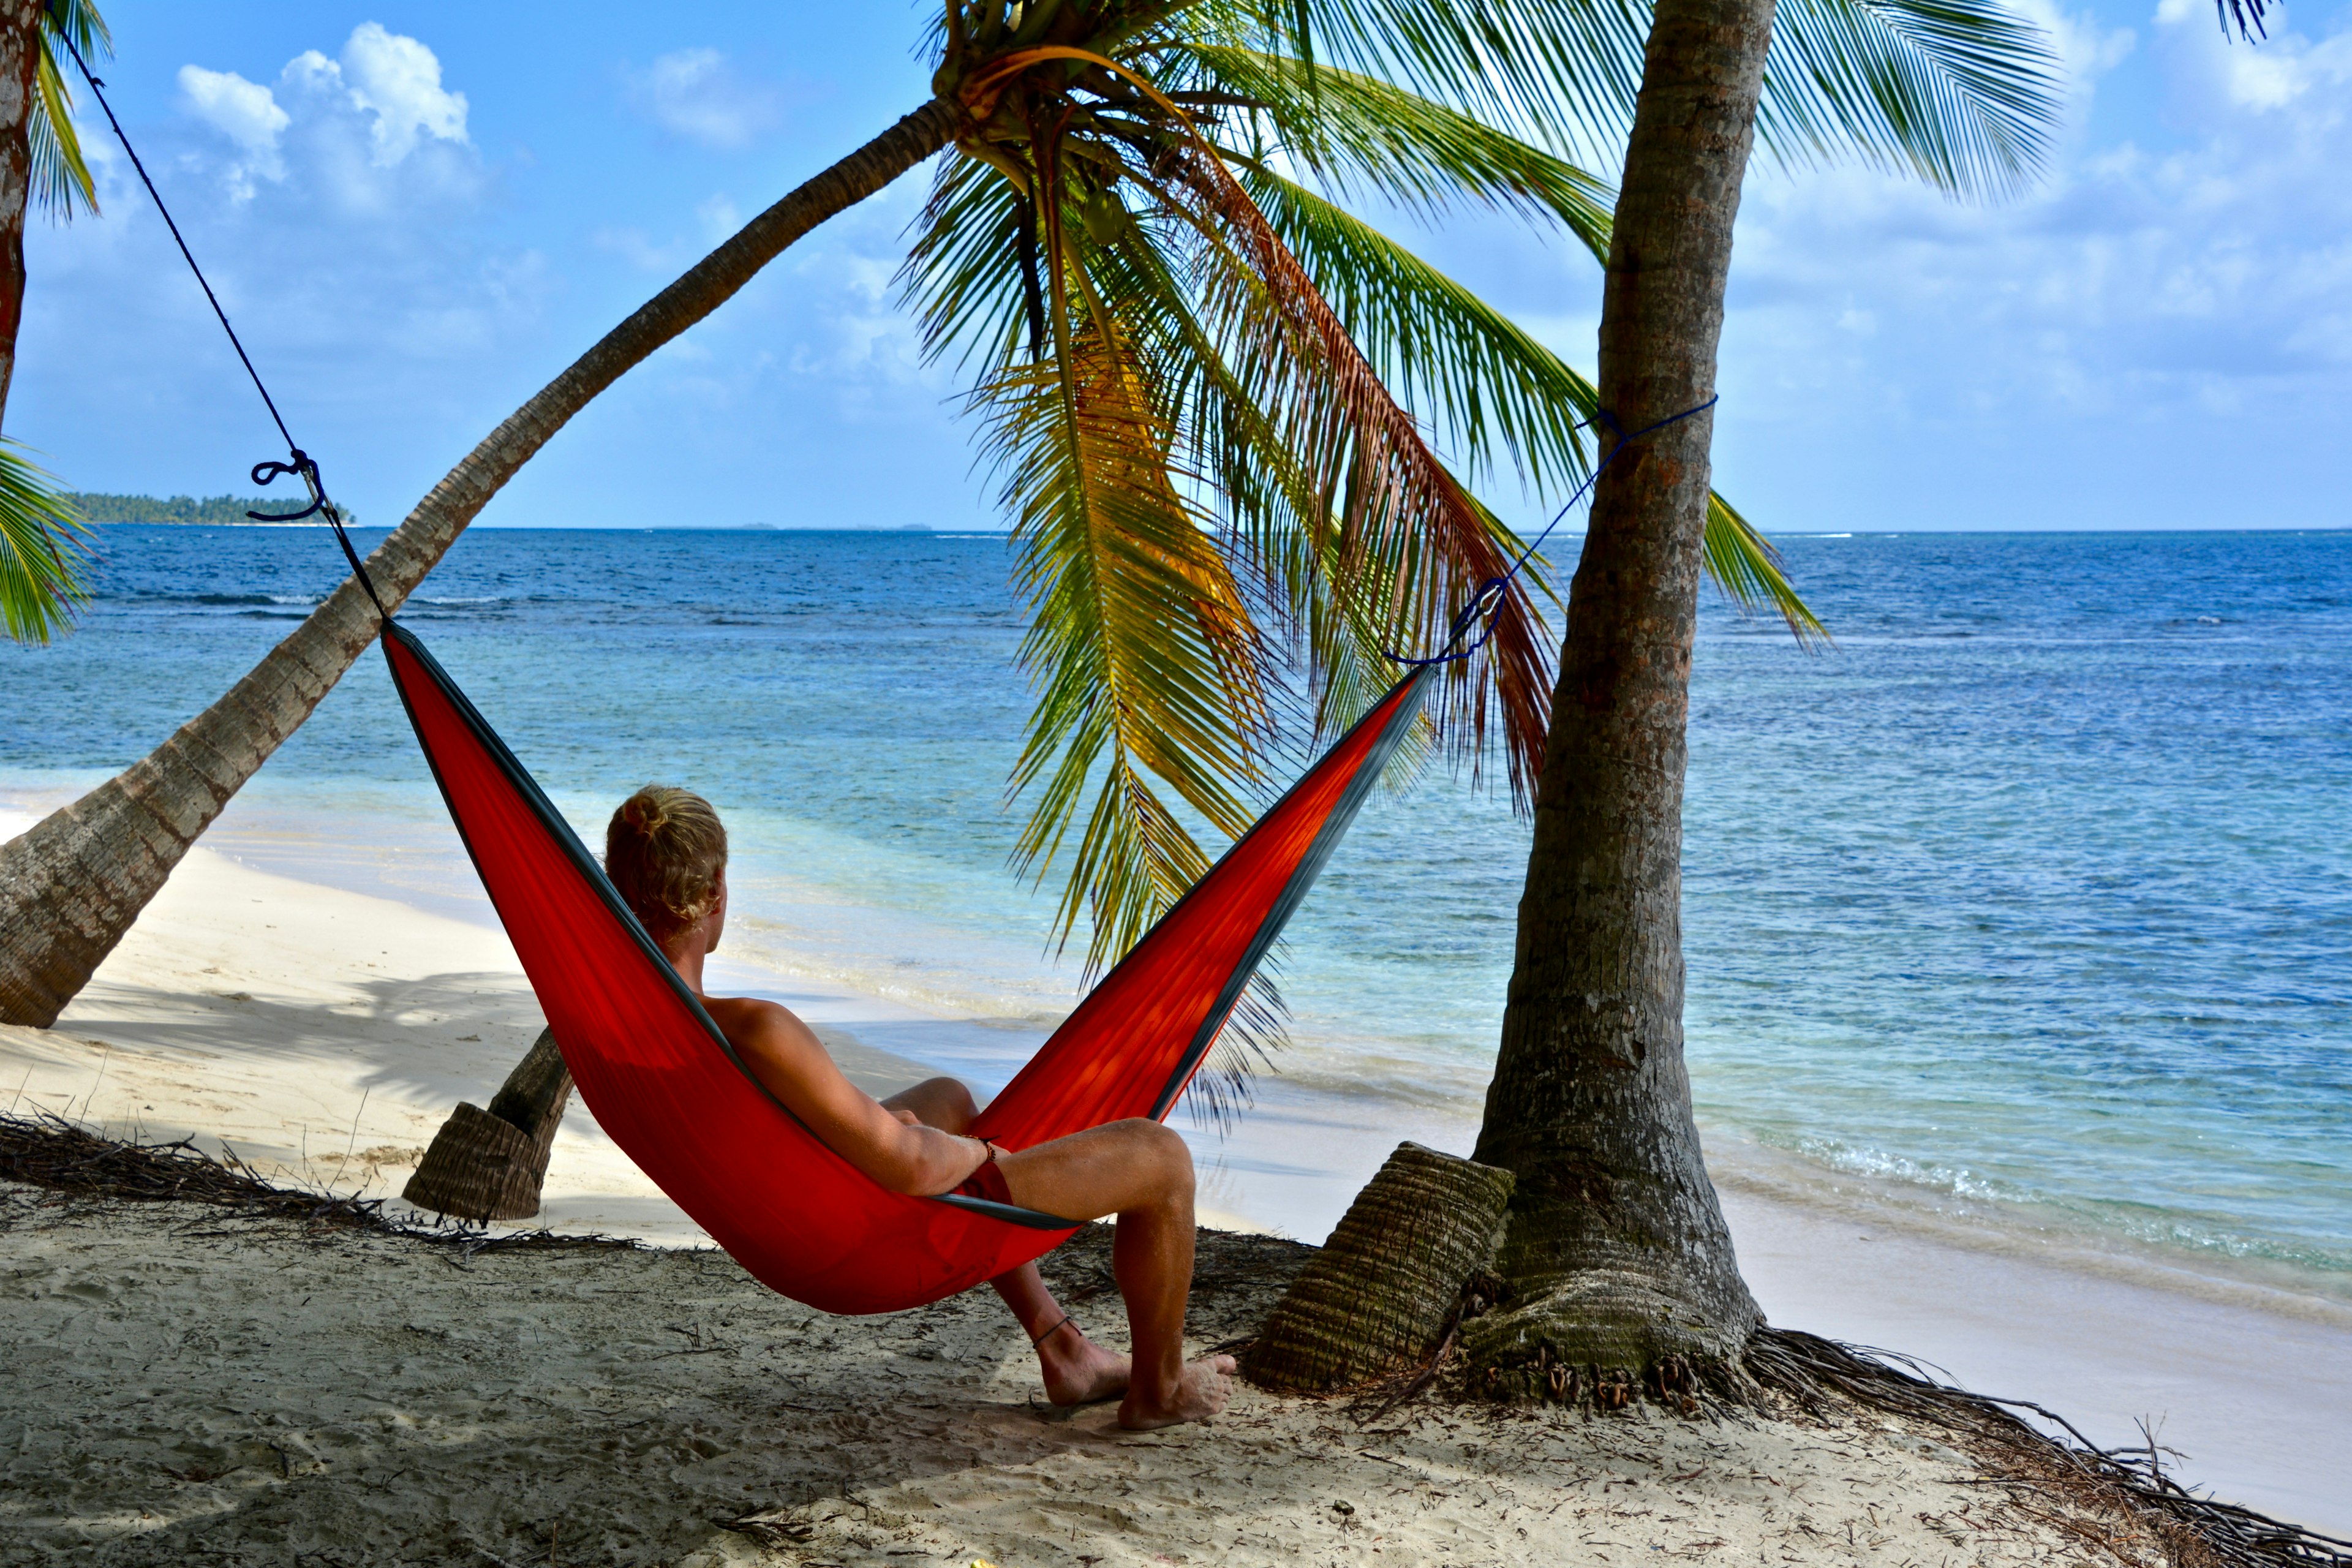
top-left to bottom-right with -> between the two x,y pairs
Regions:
5,525 -> 2346,1293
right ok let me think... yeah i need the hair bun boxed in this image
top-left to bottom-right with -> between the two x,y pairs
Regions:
605,786 -> 728,944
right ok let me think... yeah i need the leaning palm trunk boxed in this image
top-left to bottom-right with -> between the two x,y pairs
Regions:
1462,0 -> 1774,1400
0,98 -> 957,1027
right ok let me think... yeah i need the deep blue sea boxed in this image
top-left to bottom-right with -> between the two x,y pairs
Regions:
4,526 -> 2348,1293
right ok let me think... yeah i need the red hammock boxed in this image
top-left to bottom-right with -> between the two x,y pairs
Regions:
383,620 -> 1432,1314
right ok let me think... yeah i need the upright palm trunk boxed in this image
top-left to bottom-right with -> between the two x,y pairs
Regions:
0,98 -> 956,1027
0,0 -> 45,418
1464,0 -> 1774,1394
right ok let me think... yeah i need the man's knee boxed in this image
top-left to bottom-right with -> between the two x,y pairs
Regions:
893,1077 -> 977,1129
1110,1118 -> 1193,1195
928,1077 -> 979,1122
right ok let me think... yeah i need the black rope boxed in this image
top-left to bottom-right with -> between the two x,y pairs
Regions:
57,30 -> 388,623
1388,394 -> 1721,668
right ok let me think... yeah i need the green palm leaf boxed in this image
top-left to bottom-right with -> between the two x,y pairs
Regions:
1762,0 -> 2059,199
983,237 -> 1266,968
1251,0 -> 2056,197
1245,171 -> 1823,641
0,441 -> 90,644
32,0 -> 108,219
1241,167 -> 1600,494
4,3 -> 110,643
1706,491 -> 1828,644
1174,45 -> 1615,260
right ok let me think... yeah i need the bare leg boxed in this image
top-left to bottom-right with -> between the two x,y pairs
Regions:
883,1079 -> 1129,1405
986,1254 -> 1131,1405
995,1118 -> 1234,1430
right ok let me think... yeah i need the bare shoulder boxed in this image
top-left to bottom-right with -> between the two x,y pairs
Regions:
698,993 -> 870,1132
701,994 -> 822,1055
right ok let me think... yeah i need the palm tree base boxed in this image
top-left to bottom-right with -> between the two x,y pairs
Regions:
1241,1141 -> 1513,1393
402,1028 -> 573,1223
402,1101 -> 556,1222
1461,1265 -> 1759,1411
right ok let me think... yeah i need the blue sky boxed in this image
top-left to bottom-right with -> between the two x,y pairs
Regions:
14,0 -> 2349,533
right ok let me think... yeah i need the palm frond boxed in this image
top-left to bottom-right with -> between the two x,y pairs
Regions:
1185,966 -> 1289,1129
984,235 -> 1268,971
1226,170 -> 1825,654
43,0 -> 111,61
1172,45 -> 1614,259
1242,168 -> 1601,495
32,0 -> 108,221
1262,0 -> 1652,159
1704,491 -> 1828,645
1257,0 -> 2056,200
905,153 -> 1035,375
2214,0 -> 2269,40
1761,0 -> 2060,200
0,440 -> 91,643
1141,135 -> 1555,799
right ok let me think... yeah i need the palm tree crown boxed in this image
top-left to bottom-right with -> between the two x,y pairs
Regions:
899,0 -> 2052,988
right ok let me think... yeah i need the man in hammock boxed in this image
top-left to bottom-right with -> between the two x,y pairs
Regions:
606,785 -> 1235,1430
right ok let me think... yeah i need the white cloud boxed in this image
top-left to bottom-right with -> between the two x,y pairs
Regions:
176,66 -> 288,198
339,21 -> 469,165
1747,10 -> 2352,360
2220,26 -> 2352,107
176,26 -> 472,209
630,49 -> 782,150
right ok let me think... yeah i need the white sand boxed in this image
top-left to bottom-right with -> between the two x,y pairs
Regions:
2,805 -> 2345,1544
4,1190 -> 2150,1567
1187,1076 -> 2352,1534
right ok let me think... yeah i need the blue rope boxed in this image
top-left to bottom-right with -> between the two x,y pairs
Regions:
58,31 -> 388,623
1387,394 -> 1720,668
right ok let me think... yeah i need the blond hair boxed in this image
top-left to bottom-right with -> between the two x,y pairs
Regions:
606,785 -> 728,942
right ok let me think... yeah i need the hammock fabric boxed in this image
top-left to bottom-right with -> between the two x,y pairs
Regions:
382,619 -> 1433,1314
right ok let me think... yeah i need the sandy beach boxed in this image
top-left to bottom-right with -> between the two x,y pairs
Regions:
2,803 -> 2347,1551
5,1187 -> 2176,1568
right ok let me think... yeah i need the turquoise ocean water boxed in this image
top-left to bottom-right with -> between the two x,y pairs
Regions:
4,526 -> 2346,1295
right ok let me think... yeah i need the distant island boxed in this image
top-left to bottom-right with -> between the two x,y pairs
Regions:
66,492 -> 355,526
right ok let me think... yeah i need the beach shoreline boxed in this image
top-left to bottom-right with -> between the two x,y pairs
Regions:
1,799 -> 2346,1533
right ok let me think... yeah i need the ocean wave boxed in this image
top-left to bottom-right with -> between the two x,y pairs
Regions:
1784,1133 -> 2352,1281
108,590 -> 326,608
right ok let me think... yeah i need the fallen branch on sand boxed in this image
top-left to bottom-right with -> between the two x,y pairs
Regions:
0,1109 -> 639,1257
1749,1326 -> 2352,1568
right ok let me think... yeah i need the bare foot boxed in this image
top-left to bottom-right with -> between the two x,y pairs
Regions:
1117,1354 -> 1235,1431
1039,1327 -> 1131,1406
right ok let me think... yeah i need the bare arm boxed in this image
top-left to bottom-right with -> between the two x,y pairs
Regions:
707,997 -> 988,1196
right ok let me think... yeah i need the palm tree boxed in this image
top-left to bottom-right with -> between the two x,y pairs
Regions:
0,0 -> 105,643
1457,0 -> 2262,1400
0,0 -> 2038,1082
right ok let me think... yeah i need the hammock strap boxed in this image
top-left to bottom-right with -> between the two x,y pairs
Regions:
58,32 -> 385,624
1390,394 -> 1722,668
